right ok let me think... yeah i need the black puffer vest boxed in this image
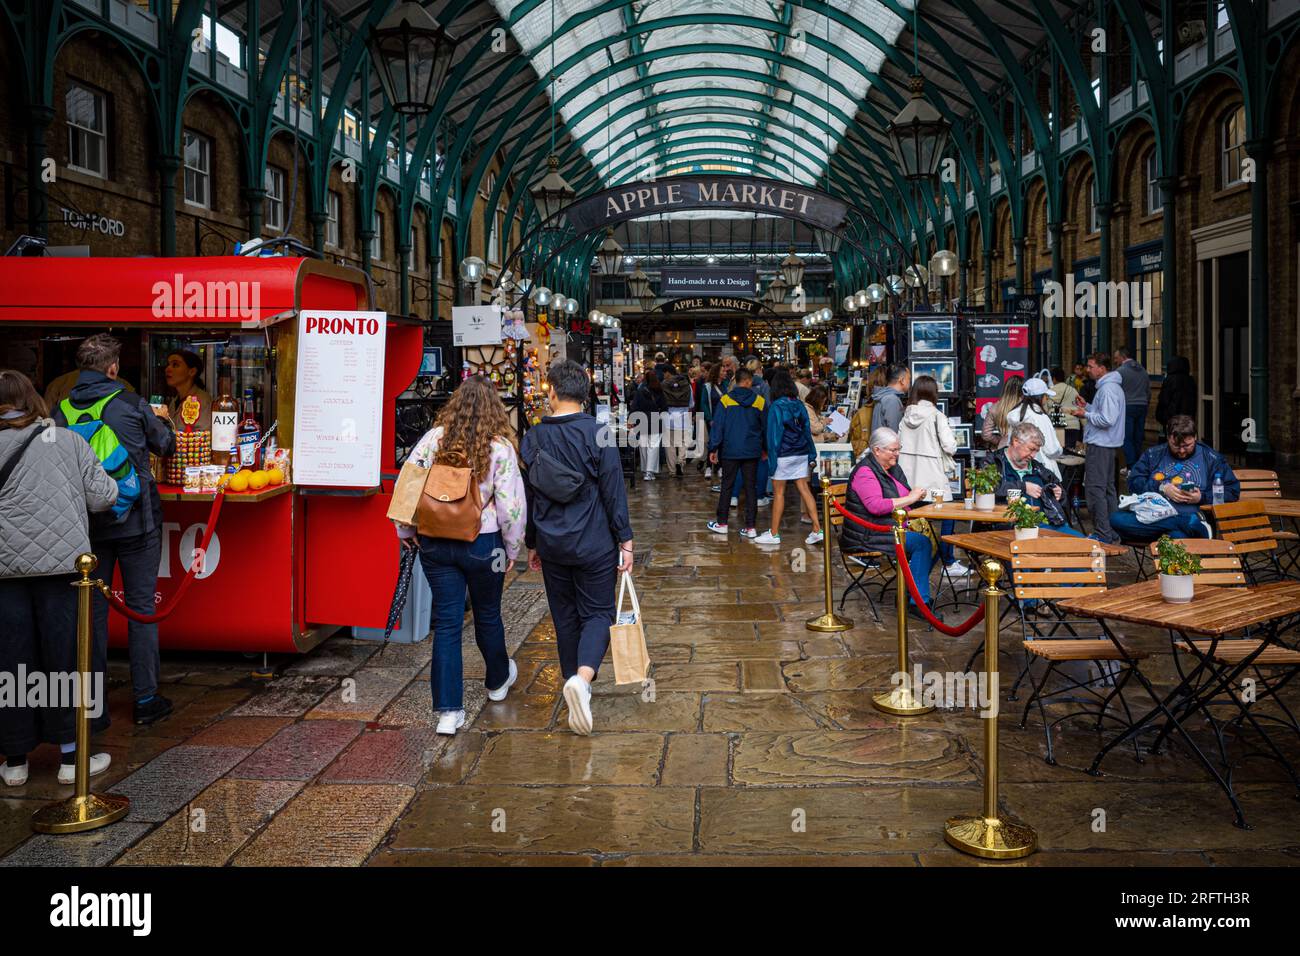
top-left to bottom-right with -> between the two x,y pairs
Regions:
841,452 -> 910,553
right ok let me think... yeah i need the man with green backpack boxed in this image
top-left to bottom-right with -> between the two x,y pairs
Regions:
56,334 -> 177,726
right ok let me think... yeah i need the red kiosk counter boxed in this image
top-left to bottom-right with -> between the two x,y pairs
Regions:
0,256 -> 423,653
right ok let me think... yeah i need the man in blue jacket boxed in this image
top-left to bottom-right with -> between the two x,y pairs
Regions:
522,360 -> 633,736
706,366 -> 766,537
55,333 -> 176,726
1108,414 -> 1239,542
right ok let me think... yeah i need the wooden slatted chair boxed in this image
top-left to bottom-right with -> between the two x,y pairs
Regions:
1233,469 -> 1300,569
1211,500 -> 1288,583
1010,537 -> 1149,765
827,482 -> 891,623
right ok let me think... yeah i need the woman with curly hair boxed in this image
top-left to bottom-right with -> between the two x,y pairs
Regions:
393,375 -> 527,736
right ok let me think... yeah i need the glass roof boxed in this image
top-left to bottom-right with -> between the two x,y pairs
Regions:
491,0 -> 913,188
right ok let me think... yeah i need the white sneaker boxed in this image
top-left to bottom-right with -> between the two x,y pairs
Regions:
946,561 -> 973,576
563,675 -> 593,736
800,516 -> 813,525
740,527 -> 759,539
753,530 -> 781,545
757,496 -> 772,507
2,763 -> 28,787
643,472 -> 656,481
435,710 -> 466,735
57,753 -> 110,785
805,530 -> 824,545
730,496 -> 739,507
487,659 -> 518,702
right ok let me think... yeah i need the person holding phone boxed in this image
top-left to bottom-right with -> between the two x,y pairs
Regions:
522,360 -> 634,736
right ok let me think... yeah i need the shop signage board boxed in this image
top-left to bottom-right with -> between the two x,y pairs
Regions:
564,175 -> 848,234
972,323 -> 1030,417
694,322 -> 731,341
293,309 -> 387,488
452,304 -> 503,346
659,267 -> 757,297
664,295 -> 761,315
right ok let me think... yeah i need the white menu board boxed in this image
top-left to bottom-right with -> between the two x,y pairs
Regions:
292,310 -> 387,488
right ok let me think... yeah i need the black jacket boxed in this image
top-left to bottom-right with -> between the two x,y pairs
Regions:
54,370 -> 175,541
521,412 -> 632,565
1156,356 -> 1197,426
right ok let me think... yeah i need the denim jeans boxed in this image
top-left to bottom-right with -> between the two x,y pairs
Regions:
90,531 -> 162,700
1108,509 -> 1208,543
418,530 -> 509,713
1123,405 -> 1148,467
902,530 -> 934,606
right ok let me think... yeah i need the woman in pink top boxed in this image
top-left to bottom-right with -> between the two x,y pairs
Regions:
394,376 -> 527,736
841,426 -> 935,614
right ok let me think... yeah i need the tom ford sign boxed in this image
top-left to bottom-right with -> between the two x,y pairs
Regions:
563,175 -> 848,235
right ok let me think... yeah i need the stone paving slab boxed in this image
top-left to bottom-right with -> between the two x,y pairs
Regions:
1,823 -> 153,867
107,745 -> 252,823
0,798 -> 47,858
231,720 -> 363,781
305,668 -> 413,721
390,785 -> 696,854
584,692 -> 701,732
648,662 -> 739,692
700,693 -> 824,732
730,730 -> 976,786
661,734 -> 729,787
187,716 -> 294,749
233,784 -> 414,866
230,675 -> 340,717
468,732 -> 666,786
114,778 -> 303,866
322,728 -> 445,786
283,639 -> 378,676
368,849 -> 598,866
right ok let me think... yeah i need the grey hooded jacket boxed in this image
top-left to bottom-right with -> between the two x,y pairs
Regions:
0,421 -> 118,578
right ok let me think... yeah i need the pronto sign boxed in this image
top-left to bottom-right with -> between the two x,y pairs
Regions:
563,175 -> 848,235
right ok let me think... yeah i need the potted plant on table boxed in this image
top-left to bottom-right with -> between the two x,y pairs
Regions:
969,461 -> 1001,510
1155,534 -> 1202,604
1006,496 -> 1048,539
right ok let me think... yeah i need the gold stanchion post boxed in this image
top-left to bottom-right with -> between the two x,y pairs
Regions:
32,554 -> 129,834
872,508 -> 934,716
806,474 -> 853,632
943,559 -> 1036,859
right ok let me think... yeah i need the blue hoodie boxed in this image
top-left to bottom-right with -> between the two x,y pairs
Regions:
1127,440 -> 1239,517
709,385 -> 766,460
765,396 -> 815,462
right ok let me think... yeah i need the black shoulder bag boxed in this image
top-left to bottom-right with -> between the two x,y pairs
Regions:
527,440 -> 588,504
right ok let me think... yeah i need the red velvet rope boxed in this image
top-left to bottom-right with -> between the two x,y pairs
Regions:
829,499 -> 987,636
893,543 -> 987,636
101,490 -> 225,624
829,497 -> 895,533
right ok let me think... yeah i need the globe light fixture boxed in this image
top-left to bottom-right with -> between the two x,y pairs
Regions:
885,274 -> 905,295
533,285 -> 552,307
866,283 -> 886,303
904,264 -> 930,288
930,248 -> 959,277
459,256 -> 485,286
564,297 -> 578,316
855,289 -> 870,309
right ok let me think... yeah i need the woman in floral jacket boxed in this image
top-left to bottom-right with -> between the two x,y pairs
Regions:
394,376 -> 527,736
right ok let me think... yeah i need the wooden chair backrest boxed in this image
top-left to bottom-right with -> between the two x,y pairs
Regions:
1234,469 -> 1282,499
1010,537 -> 1108,600
827,482 -> 848,528
1147,538 -> 1246,586
1211,500 -> 1279,555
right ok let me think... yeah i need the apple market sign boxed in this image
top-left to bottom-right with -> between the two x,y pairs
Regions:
563,175 -> 848,235
661,295 -> 762,315
60,207 -> 125,237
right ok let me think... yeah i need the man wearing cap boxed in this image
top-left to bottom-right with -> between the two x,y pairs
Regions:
1005,376 -> 1064,480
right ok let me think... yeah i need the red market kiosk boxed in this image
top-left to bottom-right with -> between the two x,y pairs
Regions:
0,256 -> 422,653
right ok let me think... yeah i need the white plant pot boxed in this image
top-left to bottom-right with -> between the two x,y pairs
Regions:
974,492 -> 996,510
1013,526 -> 1040,540
1159,573 -> 1194,604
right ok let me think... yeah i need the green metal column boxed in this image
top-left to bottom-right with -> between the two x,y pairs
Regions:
25,105 -> 54,238
245,187 -> 266,239
1049,220 -> 1063,366
1096,202 -> 1113,353
1245,139 -> 1272,459
1158,176 -> 1176,371
398,242 -> 411,316
309,211 -> 327,254
159,153 -> 180,256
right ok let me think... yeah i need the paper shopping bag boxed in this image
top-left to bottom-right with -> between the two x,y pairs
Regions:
386,459 -> 428,526
609,572 -> 651,685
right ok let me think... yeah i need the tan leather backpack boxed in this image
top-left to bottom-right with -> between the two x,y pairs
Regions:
415,463 -> 483,541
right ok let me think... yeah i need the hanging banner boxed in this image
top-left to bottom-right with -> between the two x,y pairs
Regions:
659,268 -> 757,297
563,175 -> 849,235
971,324 -> 1030,417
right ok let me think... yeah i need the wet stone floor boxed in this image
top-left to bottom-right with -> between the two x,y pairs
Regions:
3,471 -> 1299,866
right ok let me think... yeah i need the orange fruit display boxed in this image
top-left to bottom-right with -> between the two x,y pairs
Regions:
249,470 -> 270,490
228,470 -> 251,493
267,467 -> 285,486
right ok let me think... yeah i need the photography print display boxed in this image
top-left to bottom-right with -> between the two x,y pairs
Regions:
971,323 -> 1030,417
951,423 -> 973,453
910,318 -> 954,354
293,310 -> 387,488
816,443 -> 855,481
911,358 -> 955,394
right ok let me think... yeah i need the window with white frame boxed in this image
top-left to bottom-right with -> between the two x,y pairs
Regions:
182,130 -> 211,208
326,190 -> 340,248
489,209 -> 502,265
1144,151 -> 1163,216
1087,179 -> 1099,234
407,228 -> 417,272
371,211 -> 384,261
264,166 -> 285,230
1220,105 -> 1247,188
66,82 -> 107,178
